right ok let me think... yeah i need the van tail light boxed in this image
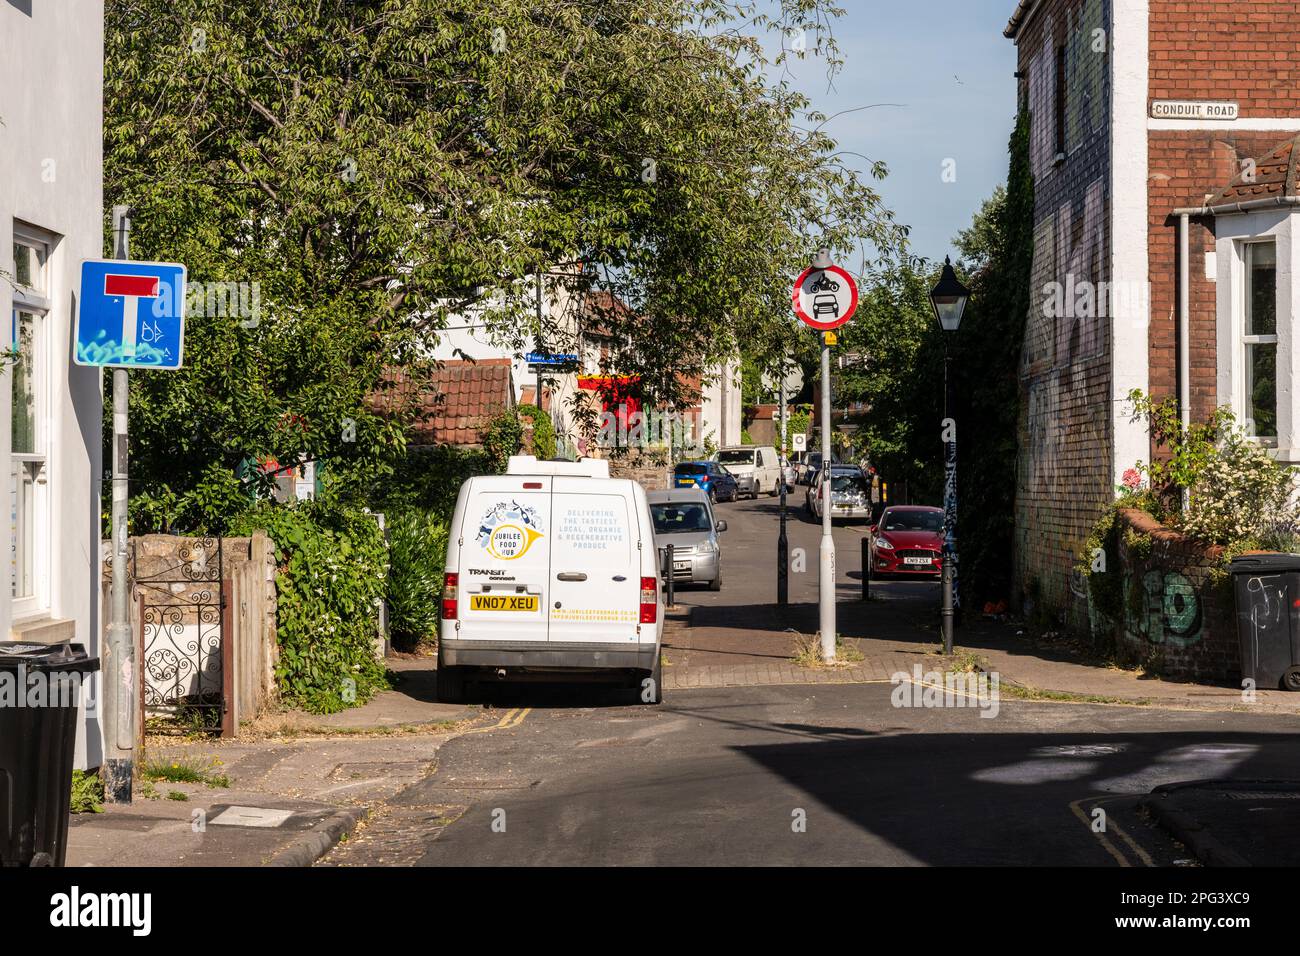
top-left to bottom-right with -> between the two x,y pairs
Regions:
639,576 -> 658,624
441,572 -> 459,620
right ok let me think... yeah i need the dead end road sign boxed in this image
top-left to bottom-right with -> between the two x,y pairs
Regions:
75,259 -> 187,370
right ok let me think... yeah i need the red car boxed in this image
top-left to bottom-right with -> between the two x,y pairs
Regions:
869,505 -> 944,577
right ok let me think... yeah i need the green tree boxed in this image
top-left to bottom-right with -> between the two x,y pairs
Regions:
104,0 -> 907,529
948,108 -> 1034,606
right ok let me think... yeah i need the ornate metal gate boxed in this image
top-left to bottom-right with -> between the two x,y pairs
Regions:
133,537 -> 228,733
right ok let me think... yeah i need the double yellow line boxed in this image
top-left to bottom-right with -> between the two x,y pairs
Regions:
464,707 -> 531,734
1070,796 -> 1155,867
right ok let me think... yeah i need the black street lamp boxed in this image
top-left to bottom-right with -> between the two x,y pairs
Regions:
929,256 -> 970,655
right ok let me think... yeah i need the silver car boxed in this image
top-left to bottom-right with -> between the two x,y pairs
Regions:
647,488 -> 727,591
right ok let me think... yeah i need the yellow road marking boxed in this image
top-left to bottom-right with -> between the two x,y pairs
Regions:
1069,795 -> 1155,867
1070,798 -> 1130,866
462,706 -> 532,734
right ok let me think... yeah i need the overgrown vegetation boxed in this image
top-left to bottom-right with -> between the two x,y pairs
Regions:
517,404 -> 557,460
831,107 -> 1034,608
70,770 -> 105,814
385,509 -> 449,651
229,502 -> 390,713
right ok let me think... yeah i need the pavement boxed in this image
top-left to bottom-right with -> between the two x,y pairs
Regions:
1142,780 -> 1300,866
66,659 -> 478,867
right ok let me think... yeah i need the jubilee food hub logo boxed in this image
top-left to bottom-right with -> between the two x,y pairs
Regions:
476,501 -> 545,560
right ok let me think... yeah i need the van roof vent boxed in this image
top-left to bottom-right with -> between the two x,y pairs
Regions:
506,455 -> 611,479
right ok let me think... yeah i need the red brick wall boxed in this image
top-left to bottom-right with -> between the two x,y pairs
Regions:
1151,1 -> 1300,117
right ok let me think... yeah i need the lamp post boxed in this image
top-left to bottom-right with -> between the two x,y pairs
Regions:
777,356 -> 790,606
929,256 -> 970,656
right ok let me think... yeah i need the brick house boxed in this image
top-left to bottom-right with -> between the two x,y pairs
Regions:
1006,0 -> 1300,626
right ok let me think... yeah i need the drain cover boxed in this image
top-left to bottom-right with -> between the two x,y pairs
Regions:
209,806 -> 296,828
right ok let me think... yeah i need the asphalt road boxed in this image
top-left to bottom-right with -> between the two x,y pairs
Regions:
323,495 -> 1300,867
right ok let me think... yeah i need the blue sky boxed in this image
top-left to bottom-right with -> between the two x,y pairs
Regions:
779,2 -> 1018,264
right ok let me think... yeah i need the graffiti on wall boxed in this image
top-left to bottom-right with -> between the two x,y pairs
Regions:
1125,569 -> 1204,648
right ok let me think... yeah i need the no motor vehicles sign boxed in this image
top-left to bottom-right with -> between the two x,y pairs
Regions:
792,264 -> 858,331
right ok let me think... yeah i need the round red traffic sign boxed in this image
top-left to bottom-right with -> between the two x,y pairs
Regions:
792,265 -> 858,331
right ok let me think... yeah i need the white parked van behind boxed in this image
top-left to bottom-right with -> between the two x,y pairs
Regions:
717,445 -> 782,499
437,456 -> 664,703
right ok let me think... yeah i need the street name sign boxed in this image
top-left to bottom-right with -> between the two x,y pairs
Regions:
792,264 -> 858,331
75,259 -> 187,369
1150,100 -> 1239,121
525,351 -> 579,366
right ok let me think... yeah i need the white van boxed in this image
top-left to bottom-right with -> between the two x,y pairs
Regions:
437,455 -> 664,703
717,445 -> 782,499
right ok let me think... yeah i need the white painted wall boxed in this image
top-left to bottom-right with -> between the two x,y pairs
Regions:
429,276 -> 583,450
1110,0 -> 1151,486
698,358 -> 742,449
0,0 -> 106,767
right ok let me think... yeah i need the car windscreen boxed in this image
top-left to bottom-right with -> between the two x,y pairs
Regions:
651,503 -> 713,534
882,510 -> 943,532
674,462 -> 709,474
717,450 -> 755,465
831,474 -> 869,495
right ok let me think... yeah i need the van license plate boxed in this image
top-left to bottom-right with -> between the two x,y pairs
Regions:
470,594 -> 539,612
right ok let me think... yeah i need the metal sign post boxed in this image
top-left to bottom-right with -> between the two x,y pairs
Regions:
87,210 -> 188,803
104,206 -> 133,803
792,249 -> 858,663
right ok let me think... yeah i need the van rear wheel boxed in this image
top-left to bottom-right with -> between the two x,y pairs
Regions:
437,664 -> 466,703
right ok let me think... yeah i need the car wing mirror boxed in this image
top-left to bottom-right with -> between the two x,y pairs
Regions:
716,520 -> 727,532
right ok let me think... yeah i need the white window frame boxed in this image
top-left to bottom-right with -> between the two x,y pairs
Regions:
10,224 -> 54,617
1237,239 -> 1279,447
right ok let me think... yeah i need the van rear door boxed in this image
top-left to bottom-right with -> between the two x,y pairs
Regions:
549,478 -> 641,645
458,476 -> 552,644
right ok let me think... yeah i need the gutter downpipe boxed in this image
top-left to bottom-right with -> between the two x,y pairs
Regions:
1179,212 -> 1191,435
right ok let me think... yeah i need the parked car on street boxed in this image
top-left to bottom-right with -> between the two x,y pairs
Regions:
781,457 -> 797,491
806,465 -> 872,521
716,445 -> 782,499
868,505 -> 944,577
437,456 -> 664,703
796,451 -> 838,485
647,488 -> 726,591
672,460 -> 739,503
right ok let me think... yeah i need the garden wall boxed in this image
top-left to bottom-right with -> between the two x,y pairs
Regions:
1099,508 -> 1238,684
101,533 -> 279,735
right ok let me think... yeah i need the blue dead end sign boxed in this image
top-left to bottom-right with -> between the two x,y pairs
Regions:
74,259 -> 187,369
